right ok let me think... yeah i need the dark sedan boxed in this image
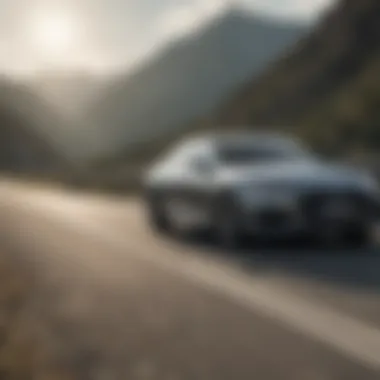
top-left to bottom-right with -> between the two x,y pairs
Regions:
143,132 -> 380,249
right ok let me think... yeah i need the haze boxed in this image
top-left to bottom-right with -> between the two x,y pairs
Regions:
0,0 -> 334,75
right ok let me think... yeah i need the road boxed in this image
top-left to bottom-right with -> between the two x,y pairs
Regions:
1,180 -> 380,379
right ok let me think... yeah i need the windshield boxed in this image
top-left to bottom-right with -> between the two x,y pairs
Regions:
217,139 -> 313,165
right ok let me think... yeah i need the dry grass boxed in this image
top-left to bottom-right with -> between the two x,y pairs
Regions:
0,252 -> 42,379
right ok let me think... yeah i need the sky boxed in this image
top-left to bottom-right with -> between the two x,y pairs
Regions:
0,0 -> 335,75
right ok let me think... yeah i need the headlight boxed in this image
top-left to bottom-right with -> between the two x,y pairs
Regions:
234,186 -> 298,208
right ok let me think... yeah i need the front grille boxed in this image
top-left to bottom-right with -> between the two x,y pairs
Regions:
257,210 -> 290,229
300,190 -> 366,222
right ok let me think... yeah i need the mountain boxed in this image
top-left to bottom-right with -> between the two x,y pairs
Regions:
208,0 -> 380,155
26,71 -> 110,161
1,78 -> 88,161
85,8 -> 306,158
29,70 -> 106,118
0,79 -> 68,175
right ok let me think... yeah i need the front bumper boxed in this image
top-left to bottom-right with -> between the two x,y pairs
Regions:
240,207 -> 307,238
238,191 -> 377,238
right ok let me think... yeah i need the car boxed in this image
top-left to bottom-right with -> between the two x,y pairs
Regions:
142,131 -> 380,249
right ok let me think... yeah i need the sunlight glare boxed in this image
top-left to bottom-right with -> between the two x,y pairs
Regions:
30,8 -> 80,60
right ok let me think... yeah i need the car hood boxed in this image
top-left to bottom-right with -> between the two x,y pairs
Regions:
216,159 -> 369,190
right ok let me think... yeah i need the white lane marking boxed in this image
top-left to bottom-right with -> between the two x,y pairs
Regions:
5,191 -> 380,372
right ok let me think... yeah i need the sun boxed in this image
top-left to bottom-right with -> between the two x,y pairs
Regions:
29,8 -> 80,60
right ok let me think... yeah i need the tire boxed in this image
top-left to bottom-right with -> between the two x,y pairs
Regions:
145,192 -> 171,234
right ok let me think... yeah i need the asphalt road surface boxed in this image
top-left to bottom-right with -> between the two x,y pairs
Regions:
1,180 -> 380,379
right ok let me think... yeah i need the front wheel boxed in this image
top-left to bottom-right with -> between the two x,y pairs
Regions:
145,193 -> 171,234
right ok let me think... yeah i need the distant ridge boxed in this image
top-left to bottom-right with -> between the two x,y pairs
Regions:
85,7 -> 305,158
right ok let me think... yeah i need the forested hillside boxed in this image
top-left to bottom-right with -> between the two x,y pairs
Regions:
211,0 -> 380,155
